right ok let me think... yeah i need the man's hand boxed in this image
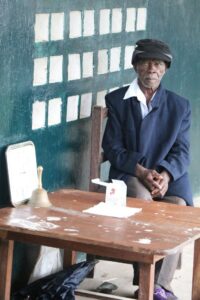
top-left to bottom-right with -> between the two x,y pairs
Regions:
135,164 -> 163,192
151,170 -> 171,198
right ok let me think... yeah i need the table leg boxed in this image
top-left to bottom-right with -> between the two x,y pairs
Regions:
138,262 -> 154,300
192,238 -> 200,300
63,249 -> 77,268
0,239 -> 14,300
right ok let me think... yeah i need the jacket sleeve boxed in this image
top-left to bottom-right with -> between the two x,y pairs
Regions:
157,100 -> 191,181
102,95 -> 145,175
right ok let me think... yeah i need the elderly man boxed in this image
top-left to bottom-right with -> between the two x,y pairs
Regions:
102,39 -> 192,300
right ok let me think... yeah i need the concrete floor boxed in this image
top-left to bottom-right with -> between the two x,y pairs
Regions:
77,237 -> 194,300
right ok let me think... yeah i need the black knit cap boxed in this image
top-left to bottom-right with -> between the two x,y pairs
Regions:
131,39 -> 173,68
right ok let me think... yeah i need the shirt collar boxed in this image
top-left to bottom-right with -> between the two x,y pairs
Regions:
123,78 -> 158,105
123,78 -> 146,104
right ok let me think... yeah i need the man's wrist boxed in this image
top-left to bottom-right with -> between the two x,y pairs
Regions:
135,163 -> 146,179
161,170 -> 171,183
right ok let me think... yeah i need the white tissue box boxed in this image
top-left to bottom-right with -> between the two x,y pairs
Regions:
91,178 -> 127,207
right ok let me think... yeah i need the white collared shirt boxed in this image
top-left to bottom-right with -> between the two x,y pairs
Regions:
123,78 -> 155,119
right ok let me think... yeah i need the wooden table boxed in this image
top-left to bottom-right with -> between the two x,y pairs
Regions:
0,189 -> 200,300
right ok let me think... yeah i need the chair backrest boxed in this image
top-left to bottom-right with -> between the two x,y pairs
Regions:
89,105 -> 108,192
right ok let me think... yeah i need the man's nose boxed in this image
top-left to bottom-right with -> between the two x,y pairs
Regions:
147,61 -> 156,70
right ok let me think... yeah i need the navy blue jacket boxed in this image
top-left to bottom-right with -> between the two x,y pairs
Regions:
102,84 -> 193,206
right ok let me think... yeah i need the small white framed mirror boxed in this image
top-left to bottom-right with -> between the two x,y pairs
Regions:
6,141 -> 38,207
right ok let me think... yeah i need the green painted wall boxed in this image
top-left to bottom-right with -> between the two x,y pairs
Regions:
0,0 -> 200,291
146,0 -> 200,198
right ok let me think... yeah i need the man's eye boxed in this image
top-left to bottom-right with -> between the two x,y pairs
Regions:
155,61 -> 165,66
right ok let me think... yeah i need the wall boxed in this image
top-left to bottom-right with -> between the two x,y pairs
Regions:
146,0 -> 200,200
0,0 -> 200,290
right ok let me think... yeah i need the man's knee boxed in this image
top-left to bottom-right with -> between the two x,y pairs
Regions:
162,196 -> 186,206
126,176 -> 152,200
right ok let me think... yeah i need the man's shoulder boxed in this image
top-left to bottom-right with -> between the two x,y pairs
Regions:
165,89 -> 190,104
105,86 -> 129,101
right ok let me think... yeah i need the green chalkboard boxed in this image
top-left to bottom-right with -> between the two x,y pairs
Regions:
0,0 -> 150,206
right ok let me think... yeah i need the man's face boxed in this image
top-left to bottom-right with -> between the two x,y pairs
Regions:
134,59 -> 167,90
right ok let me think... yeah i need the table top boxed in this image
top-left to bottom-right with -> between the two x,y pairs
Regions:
0,189 -> 200,262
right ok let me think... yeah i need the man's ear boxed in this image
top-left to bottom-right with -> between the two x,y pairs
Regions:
165,62 -> 168,72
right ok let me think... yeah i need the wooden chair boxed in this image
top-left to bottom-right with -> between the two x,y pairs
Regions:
89,105 -> 108,193
87,105 -> 109,277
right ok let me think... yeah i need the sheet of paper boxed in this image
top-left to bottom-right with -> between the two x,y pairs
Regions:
83,202 -> 141,218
